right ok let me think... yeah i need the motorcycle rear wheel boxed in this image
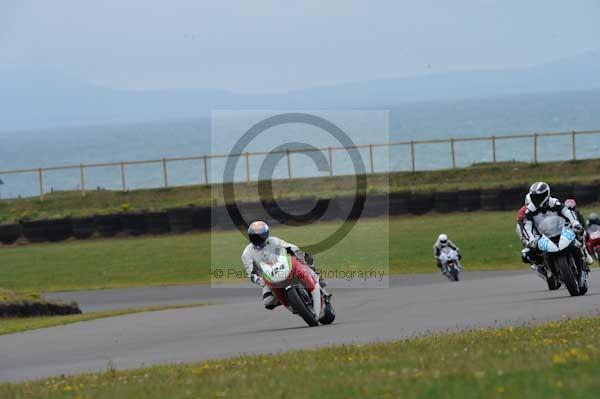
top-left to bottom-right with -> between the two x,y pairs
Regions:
286,287 -> 319,327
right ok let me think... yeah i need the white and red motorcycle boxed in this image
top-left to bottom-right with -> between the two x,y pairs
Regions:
259,249 -> 335,327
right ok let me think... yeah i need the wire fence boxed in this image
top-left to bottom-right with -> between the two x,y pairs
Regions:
1,129 -> 599,200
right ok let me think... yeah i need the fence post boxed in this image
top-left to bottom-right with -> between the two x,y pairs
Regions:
162,158 -> 169,188
328,147 -> 333,176
572,131 -> 577,160
410,141 -> 416,172
491,136 -> 497,163
369,144 -> 374,173
450,138 -> 456,169
533,134 -> 538,164
38,168 -> 44,201
286,149 -> 292,179
80,164 -> 86,196
203,155 -> 209,185
245,152 -> 250,182
120,162 -> 126,191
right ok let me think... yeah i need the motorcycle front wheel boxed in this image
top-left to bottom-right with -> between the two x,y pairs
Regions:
557,255 -> 580,296
286,287 -> 319,327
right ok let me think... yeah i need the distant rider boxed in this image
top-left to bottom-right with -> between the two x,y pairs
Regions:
241,221 -> 320,310
588,213 -> 600,228
433,234 -> 461,271
565,199 -> 586,227
523,182 -> 593,267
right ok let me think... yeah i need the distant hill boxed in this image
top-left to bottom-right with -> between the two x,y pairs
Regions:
1,50 -> 599,130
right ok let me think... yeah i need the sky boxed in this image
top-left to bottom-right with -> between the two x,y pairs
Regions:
1,0 -> 599,94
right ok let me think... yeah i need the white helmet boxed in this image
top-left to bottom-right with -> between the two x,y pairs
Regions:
438,234 -> 448,244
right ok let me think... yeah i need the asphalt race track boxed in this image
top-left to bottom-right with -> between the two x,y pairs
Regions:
3,270 -> 600,382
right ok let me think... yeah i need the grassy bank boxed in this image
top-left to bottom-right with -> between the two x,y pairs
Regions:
1,206 -> 597,293
0,303 -> 206,336
3,316 -> 600,398
1,159 -> 598,222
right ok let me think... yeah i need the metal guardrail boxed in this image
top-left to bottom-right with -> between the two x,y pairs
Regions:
0,129 -> 599,200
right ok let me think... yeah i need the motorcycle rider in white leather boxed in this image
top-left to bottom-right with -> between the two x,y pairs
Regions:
241,221 -> 320,310
523,182 -> 594,268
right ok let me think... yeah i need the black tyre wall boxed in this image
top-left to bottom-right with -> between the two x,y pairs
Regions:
0,224 -> 22,244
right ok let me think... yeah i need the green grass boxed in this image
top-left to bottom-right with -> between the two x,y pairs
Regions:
1,158 -> 599,222
3,316 -> 600,398
0,303 -> 206,336
1,206 -> 598,293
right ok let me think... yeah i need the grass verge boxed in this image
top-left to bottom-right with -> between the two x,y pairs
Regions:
1,159 -> 598,222
3,316 -> 600,398
1,206 -> 598,293
0,303 -> 206,336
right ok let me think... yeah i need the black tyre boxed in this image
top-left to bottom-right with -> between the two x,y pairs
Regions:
557,255 -> 580,296
451,269 -> 460,282
286,287 -> 319,327
546,275 -> 561,291
319,302 -> 336,325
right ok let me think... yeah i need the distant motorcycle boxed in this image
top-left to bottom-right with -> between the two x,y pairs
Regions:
586,225 -> 600,267
439,247 -> 461,281
259,249 -> 335,327
536,215 -> 588,296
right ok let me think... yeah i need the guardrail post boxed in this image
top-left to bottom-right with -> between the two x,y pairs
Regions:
450,138 -> 456,169
491,136 -> 497,163
120,162 -> 126,191
572,131 -> 577,160
162,158 -> 169,188
286,149 -> 292,179
245,152 -> 251,182
410,141 -> 416,172
38,168 -> 44,201
533,134 -> 538,164
369,144 -> 374,173
203,155 -> 209,185
80,164 -> 86,196
328,147 -> 333,176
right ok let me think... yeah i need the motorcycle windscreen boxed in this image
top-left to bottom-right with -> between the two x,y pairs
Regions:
536,215 -> 565,238
261,254 -> 292,284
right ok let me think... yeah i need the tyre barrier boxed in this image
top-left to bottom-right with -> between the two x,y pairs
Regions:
551,184 -> 575,201
457,190 -> 481,212
3,182 -> 599,246
501,187 -> 526,211
0,301 -> 81,318
145,212 -> 171,235
21,220 -> 50,243
95,214 -> 122,238
0,223 -> 21,245
167,208 -> 196,233
72,217 -> 96,239
389,192 -> 411,215
480,189 -> 504,211
120,213 -> 147,236
433,191 -> 460,213
45,218 -> 73,242
408,192 -> 434,214
192,206 -> 212,230
573,184 -> 599,206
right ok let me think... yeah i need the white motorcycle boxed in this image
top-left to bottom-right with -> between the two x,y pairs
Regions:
439,247 -> 462,281
536,215 -> 588,296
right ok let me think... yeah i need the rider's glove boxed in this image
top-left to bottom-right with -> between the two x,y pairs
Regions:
573,223 -> 584,237
251,274 -> 266,287
527,237 -> 539,249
